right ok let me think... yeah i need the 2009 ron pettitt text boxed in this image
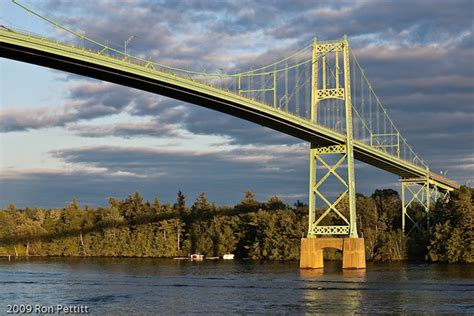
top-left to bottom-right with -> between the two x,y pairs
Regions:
6,304 -> 89,314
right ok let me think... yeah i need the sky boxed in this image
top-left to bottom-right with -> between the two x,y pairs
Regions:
0,0 -> 473,209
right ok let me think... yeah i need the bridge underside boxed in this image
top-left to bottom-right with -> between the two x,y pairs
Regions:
0,42 -> 334,146
0,38 -> 460,189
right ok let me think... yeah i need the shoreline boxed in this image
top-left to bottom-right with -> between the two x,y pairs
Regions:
2,254 -> 466,265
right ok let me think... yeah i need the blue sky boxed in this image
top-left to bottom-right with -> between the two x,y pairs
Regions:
0,0 -> 473,209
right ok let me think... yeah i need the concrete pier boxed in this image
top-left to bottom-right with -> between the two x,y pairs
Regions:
300,237 -> 366,269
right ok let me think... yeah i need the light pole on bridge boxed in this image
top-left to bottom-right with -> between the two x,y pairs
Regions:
124,35 -> 137,57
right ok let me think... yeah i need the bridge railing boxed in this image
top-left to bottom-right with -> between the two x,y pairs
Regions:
2,2 -> 428,171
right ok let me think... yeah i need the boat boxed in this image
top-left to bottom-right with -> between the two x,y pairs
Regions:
223,254 -> 235,260
190,254 -> 204,261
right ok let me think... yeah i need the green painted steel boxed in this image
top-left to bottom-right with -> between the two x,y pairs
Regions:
342,35 -> 358,238
0,26 -> 460,238
401,176 -> 451,235
307,36 -> 358,238
308,144 -> 351,236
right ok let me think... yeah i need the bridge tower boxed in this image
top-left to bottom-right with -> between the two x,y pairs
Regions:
300,36 -> 365,269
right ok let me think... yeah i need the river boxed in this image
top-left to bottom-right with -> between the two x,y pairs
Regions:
0,258 -> 472,315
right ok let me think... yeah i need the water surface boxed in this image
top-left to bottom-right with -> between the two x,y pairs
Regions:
0,258 -> 472,314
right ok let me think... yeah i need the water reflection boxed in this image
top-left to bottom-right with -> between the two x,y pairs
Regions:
342,268 -> 366,278
299,268 -> 324,278
299,261 -> 365,313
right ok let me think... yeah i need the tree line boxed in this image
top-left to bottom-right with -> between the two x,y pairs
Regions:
0,187 -> 472,263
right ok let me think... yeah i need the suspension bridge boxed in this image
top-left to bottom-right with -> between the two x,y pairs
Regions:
0,1 -> 460,269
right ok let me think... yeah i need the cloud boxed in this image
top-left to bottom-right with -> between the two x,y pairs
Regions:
267,0 -> 473,44
0,81 -> 136,131
0,166 -> 146,180
0,143 -> 400,208
69,120 -> 185,139
0,81 -> 184,136
48,144 -> 308,177
1,143 -> 311,207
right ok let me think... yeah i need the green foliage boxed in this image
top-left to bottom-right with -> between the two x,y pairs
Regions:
0,188 -> 471,263
356,191 -> 407,261
426,186 -> 473,263
243,210 -> 302,260
234,191 -> 261,213
265,196 -> 287,211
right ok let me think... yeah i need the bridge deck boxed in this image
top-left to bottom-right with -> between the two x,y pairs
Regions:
0,29 -> 459,191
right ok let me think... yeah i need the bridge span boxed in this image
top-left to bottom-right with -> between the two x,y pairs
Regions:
0,30 -> 457,187
0,1 -> 461,268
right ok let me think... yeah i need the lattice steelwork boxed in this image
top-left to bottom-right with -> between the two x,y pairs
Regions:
401,178 -> 451,235
307,37 -> 357,238
308,144 -> 351,236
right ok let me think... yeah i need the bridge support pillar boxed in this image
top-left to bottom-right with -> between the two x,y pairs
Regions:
342,238 -> 366,269
300,238 -> 365,269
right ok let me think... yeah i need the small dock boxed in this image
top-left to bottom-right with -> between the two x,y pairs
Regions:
0,254 -> 12,261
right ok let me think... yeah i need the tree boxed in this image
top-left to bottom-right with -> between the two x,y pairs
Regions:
173,191 -> 188,254
151,197 -> 162,219
174,191 -> 189,218
371,189 -> 402,229
120,192 -> 145,224
54,197 -> 84,256
266,196 -> 287,211
293,200 -> 308,216
18,222 -> 47,256
211,216 -> 240,256
426,186 -> 473,263
191,192 -> 211,220
234,191 -> 261,213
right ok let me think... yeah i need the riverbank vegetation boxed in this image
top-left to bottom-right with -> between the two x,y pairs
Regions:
0,187 -> 472,263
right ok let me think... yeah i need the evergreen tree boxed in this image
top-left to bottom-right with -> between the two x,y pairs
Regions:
234,191 -> 261,213
191,192 -> 211,220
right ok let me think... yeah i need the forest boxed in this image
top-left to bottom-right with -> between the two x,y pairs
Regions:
0,187 -> 472,263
